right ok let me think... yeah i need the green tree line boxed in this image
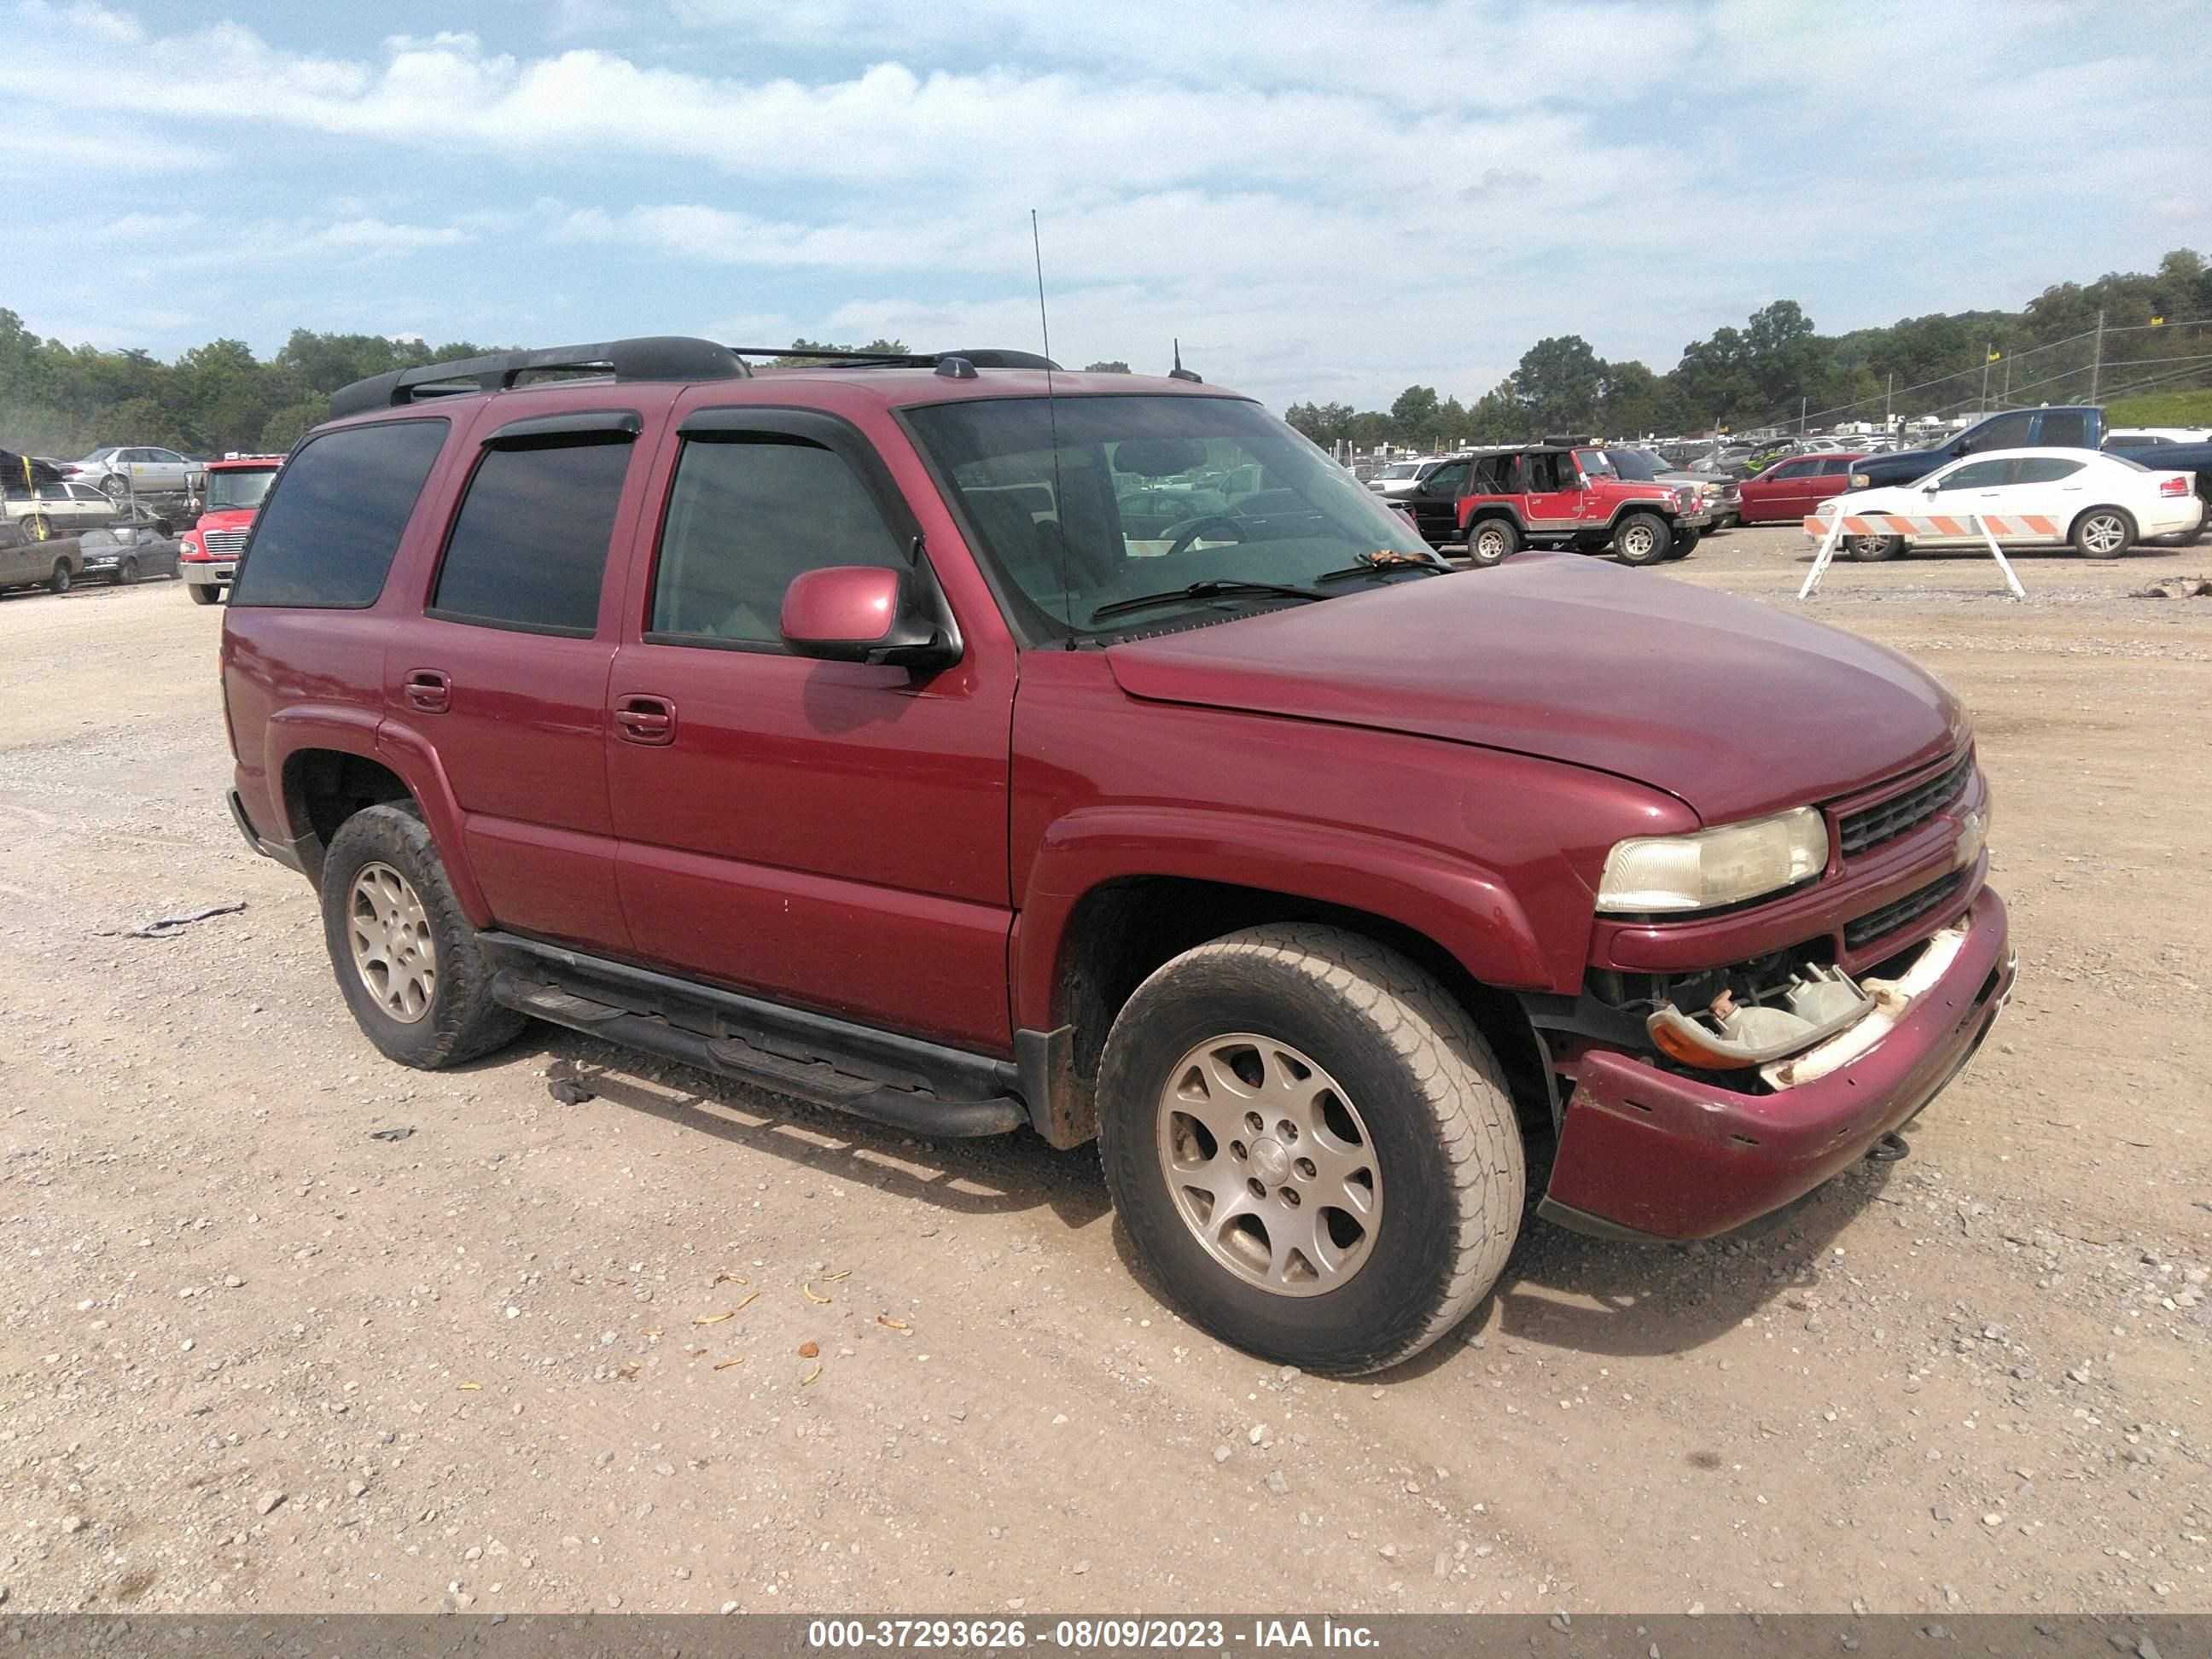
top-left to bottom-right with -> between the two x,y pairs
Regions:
6,250 -> 2209,460
1288,247 -> 2212,451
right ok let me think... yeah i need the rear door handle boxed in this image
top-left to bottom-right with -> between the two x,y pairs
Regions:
403,669 -> 450,714
614,694 -> 677,746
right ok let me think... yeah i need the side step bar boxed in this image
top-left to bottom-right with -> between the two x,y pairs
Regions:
490,970 -> 1026,1139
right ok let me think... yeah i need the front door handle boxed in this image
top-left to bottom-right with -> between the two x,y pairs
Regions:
614,694 -> 677,746
403,668 -> 450,714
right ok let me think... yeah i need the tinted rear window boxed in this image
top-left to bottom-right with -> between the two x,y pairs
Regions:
428,438 -> 634,636
229,419 -> 449,609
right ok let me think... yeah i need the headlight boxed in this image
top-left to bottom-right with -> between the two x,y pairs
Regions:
1848,471 -> 1871,489
1597,806 -> 1829,914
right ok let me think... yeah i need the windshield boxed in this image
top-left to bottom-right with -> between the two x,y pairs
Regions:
1604,449 -> 1665,481
1373,463 -> 1418,480
906,394 -> 1436,641
206,467 -> 279,511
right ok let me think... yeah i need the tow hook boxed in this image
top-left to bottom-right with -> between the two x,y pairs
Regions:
1867,1131 -> 1911,1163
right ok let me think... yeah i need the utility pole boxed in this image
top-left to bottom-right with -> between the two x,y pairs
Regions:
2088,307 -> 2105,404
1884,371 -> 1893,429
2000,352 -> 2011,408
1980,344 -> 1992,416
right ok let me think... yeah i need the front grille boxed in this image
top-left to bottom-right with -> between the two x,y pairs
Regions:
1844,872 -> 1965,952
1838,754 -> 1971,857
204,529 -> 249,558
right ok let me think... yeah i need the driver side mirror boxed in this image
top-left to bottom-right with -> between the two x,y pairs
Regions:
780,565 -> 958,670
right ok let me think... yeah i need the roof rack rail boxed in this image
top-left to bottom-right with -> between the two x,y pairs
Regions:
326,335 -> 750,421
727,346 -> 1062,371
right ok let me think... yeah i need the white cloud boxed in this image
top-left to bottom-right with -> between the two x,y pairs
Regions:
3,0 -> 2208,409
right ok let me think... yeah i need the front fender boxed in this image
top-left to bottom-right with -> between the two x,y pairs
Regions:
1011,805 -> 1550,1032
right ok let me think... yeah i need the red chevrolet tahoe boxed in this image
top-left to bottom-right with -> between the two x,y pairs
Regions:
219,336 -> 2014,1375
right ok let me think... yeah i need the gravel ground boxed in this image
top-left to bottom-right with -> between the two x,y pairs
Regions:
0,529 -> 2207,1617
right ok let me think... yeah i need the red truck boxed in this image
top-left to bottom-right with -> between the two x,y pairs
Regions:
218,336 -> 2013,1374
180,454 -> 284,604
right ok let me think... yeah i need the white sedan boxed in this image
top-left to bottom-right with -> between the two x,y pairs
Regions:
1818,446 -> 2203,560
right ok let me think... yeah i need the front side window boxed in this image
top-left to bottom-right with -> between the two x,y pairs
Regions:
1962,413 -> 2032,452
230,418 -> 450,610
905,394 -> 1434,643
1423,460 -> 1470,496
649,438 -> 906,646
1936,459 -> 2011,491
431,435 -> 634,635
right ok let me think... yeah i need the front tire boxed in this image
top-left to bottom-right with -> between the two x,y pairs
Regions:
114,557 -> 140,586
187,582 -> 219,605
1465,517 -> 1519,568
1612,511 -> 1671,566
318,802 -> 529,1069
1666,525 -> 1701,560
1096,923 -> 1524,1375
2070,507 -> 2133,559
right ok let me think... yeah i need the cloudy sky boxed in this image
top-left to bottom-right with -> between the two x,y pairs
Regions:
5,0 -> 2209,409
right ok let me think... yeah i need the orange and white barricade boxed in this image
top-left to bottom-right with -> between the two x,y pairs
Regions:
1800,509 -> 2028,600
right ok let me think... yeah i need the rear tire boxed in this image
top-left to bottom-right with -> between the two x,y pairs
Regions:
2070,507 -> 2133,559
1465,517 -> 1519,568
318,802 -> 530,1070
48,561 -> 72,594
1095,923 -> 1524,1376
1612,511 -> 1671,566
20,514 -> 52,542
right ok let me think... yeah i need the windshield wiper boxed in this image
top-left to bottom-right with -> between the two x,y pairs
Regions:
1089,579 -> 1325,621
1313,551 -> 1452,584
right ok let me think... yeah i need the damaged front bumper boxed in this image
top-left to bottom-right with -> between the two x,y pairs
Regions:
1539,887 -> 2015,1242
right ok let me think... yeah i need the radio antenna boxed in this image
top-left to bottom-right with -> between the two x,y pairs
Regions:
1031,208 -> 1076,647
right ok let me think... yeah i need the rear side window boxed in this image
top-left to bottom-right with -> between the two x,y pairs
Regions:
430,437 -> 634,636
1817,457 -> 1854,475
2012,457 -> 2084,484
229,419 -> 449,609
2038,411 -> 2088,448
649,439 -> 906,646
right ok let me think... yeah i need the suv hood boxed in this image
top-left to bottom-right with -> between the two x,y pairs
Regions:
1103,554 -> 1966,824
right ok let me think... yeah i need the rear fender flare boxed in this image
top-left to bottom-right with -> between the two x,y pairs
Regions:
1458,502 -> 1527,535
372,717 -> 492,926
1012,806 -> 1550,1031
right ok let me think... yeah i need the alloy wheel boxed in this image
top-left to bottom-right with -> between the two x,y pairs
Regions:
1155,1033 -> 1382,1296
347,861 -> 438,1023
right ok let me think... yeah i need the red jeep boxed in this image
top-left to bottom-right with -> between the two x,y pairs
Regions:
181,455 -> 283,605
1454,442 -> 1708,568
219,336 -> 2013,1374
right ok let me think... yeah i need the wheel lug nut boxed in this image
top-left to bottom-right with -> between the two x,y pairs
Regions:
1295,1157 -> 1317,1180
1244,1113 -> 1264,1135
1247,1178 -> 1266,1200
1231,1141 -> 1248,1161
1279,1187 -> 1300,1207
1277,1120 -> 1297,1141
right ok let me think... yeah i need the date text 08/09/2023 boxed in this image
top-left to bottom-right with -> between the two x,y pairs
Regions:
806,1619 -> 1381,1650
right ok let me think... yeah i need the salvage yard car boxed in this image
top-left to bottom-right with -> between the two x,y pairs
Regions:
1451,441 -> 1708,567
219,335 -> 2016,1375
1817,447 -> 2204,560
